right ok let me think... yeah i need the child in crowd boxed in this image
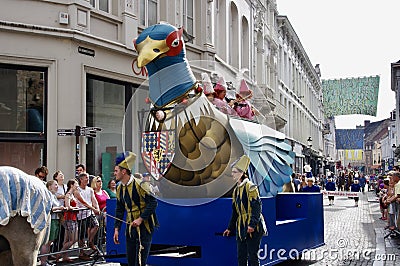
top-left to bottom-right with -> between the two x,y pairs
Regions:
57,179 -> 80,263
40,180 -> 65,266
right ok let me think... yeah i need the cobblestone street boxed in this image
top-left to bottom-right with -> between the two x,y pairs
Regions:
279,191 -> 399,266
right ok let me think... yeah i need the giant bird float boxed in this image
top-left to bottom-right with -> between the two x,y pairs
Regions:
134,22 -> 294,197
106,23 -> 324,265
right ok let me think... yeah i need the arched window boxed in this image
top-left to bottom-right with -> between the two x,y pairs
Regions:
216,0 -> 227,61
256,32 -> 264,84
241,16 -> 249,70
229,2 -> 239,67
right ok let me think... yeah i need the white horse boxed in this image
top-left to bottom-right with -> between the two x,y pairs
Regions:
0,166 -> 53,266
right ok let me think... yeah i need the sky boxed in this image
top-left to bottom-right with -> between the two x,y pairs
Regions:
277,0 -> 398,129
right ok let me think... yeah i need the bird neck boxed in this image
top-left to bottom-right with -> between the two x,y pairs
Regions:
148,57 -> 196,107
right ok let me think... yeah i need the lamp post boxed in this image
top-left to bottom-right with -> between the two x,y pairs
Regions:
392,143 -> 397,169
306,136 -> 313,175
307,136 -> 312,149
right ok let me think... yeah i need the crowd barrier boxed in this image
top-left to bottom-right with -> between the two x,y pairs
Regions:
37,207 -> 107,265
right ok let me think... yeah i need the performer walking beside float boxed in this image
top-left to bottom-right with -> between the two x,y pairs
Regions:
223,155 -> 266,266
113,152 -> 159,266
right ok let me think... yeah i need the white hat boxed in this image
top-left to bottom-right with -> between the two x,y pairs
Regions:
201,73 -> 214,95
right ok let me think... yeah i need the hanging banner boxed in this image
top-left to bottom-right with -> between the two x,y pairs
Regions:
335,129 -> 364,149
322,76 -> 380,118
345,149 -> 363,161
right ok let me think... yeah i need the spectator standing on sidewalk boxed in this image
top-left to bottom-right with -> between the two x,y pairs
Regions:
91,176 -> 110,212
298,175 -> 307,192
379,179 -> 389,221
58,179 -> 80,263
35,166 -> 49,183
302,177 -> 321,192
105,179 -> 117,198
74,172 -> 100,260
76,163 -> 86,178
393,171 -> 400,233
53,170 -> 67,253
325,177 -> 336,206
384,171 -> 400,237
39,180 -> 65,266
350,179 -> 361,207
292,173 -> 300,192
384,175 -> 397,231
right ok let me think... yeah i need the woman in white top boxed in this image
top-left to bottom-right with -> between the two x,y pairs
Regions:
53,170 -> 67,205
73,173 -> 100,259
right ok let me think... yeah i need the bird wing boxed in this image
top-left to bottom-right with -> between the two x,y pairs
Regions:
229,118 -> 294,196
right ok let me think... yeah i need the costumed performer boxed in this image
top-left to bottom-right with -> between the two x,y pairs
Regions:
113,152 -> 159,266
223,155 -> 266,266
213,76 -> 237,116
234,79 -> 255,120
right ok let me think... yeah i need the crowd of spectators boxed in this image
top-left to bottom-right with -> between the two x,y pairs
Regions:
34,163 -> 160,266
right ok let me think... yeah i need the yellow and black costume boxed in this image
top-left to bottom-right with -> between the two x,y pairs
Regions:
228,179 -> 263,240
114,152 -> 158,266
227,155 -> 265,266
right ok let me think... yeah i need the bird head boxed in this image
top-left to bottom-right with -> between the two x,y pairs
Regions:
133,23 -> 196,107
134,23 -> 184,69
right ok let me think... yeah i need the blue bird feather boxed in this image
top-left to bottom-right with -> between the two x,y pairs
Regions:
230,118 -> 294,196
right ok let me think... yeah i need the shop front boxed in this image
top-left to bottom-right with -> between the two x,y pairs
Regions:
0,27 -> 144,178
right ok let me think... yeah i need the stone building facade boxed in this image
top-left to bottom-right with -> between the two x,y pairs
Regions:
0,0 -> 325,179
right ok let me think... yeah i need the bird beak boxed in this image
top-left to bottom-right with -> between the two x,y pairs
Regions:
136,36 -> 169,68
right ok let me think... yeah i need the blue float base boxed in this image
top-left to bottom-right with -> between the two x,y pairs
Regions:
106,192 -> 324,265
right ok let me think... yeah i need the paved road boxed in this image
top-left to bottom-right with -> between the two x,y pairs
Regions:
278,191 -> 399,266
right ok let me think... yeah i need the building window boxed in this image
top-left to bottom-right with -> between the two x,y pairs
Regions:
90,0 -> 110,13
183,0 -> 194,38
140,0 -> 158,26
0,64 -> 47,172
86,75 -> 148,182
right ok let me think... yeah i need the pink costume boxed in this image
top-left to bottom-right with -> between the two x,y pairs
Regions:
234,99 -> 254,120
213,76 -> 238,116
213,98 -> 237,116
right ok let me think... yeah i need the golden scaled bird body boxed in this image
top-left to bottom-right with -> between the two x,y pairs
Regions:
145,90 -> 242,196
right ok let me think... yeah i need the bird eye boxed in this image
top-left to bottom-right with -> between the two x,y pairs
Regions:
153,48 -> 160,53
171,38 -> 180,48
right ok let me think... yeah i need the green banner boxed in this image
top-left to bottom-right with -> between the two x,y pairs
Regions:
322,76 -> 379,118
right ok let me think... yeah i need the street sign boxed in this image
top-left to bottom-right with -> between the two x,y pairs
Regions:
78,46 -> 95,57
57,127 -> 102,137
57,128 -> 75,136
82,127 -> 102,131
81,126 -> 102,137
